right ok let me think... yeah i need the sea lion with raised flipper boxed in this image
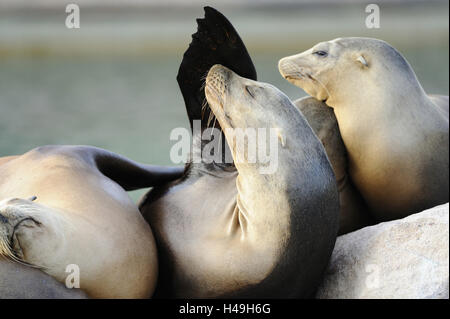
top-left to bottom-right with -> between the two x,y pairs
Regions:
279,37 -> 449,221
0,145 -> 184,298
139,7 -> 339,298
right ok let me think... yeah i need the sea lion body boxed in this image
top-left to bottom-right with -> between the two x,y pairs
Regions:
0,257 -> 88,299
140,8 -> 338,298
140,65 -> 339,298
294,96 -> 371,234
279,37 -> 449,221
0,145 -> 183,298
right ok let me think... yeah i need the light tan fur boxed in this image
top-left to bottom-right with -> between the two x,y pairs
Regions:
0,146 -> 163,298
141,65 -> 339,298
293,96 -> 371,234
279,37 -> 449,221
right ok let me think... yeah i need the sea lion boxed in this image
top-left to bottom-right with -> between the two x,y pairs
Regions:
0,257 -> 88,299
139,7 -> 339,298
279,37 -> 449,221
294,96 -> 372,234
0,145 -> 184,298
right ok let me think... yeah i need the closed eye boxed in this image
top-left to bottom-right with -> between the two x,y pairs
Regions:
313,50 -> 328,57
245,86 -> 255,98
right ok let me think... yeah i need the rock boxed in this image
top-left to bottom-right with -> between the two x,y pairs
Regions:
316,203 -> 449,299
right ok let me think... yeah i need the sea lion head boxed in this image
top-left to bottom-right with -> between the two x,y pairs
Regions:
205,64 -> 300,171
0,197 -> 44,266
206,64 -> 295,131
278,37 -> 419,105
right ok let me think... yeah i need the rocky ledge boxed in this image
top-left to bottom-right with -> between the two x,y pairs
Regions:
317,203 -> 449,299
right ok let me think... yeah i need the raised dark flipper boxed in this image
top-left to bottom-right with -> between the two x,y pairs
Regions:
177,6 -> 257,131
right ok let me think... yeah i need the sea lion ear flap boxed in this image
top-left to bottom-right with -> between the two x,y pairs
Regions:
356,55 -> 369,68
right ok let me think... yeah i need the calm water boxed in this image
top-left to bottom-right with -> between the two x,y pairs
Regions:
1,49 -> 448,157
1,5 -> 448,201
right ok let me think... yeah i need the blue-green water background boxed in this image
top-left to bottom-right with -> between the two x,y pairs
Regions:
0,3 -> 448,201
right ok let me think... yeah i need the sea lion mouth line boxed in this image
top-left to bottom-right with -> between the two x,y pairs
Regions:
285,70 -> 307,81
204,82 -> 227,132
280,59 -> 308,81
285,74 -> 301,80
280,60 -> 331,101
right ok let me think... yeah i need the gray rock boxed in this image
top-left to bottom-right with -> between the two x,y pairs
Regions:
317,203 -> 449,299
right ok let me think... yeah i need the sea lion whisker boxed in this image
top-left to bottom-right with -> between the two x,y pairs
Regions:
207,110 -> 215,128
279,37 -> 449,224
211,116 -> 218,137
200,79 -> 207,92
0,232 -> 39,268
200,71 -> 209,82
201,98 -> 209,119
